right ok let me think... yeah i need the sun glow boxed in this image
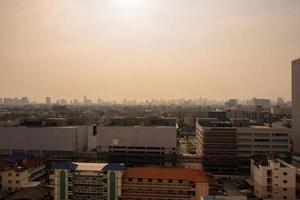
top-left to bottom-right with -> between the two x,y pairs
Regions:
115,0 -> 146,9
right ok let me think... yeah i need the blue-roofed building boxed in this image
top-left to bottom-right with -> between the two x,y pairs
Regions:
6,153 -> 28,162
54,162 -> 124,200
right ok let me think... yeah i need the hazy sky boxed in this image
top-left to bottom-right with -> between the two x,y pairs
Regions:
1,0 -> 300,102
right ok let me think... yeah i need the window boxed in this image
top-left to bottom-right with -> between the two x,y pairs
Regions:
128,178 -> 133,182
138,178 -> 142,182
8,173 -> 12,176
283,180 -> 287,184
283,188 -> 287,191
16,181 -> 20,184
16,173 -> 19,177
148,179 -> 153,183
283,196 -> 287,199
179,180 -> 183,184
283,172 -> 288,176
158,179 -> 163,183
8,180 -> 11,183
168,179 -> 173,183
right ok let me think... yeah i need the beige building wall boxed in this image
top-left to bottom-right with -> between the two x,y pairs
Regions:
292,58 -> 300,153
252,159 -> 296,200
1,170 -> 29,192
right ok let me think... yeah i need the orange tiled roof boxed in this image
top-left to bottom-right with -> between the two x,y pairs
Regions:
122,167 -> 208,182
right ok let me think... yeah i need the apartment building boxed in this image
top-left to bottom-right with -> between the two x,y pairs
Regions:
54,162 -> 124,200
97,126 -> 177,166
0,154 -> 46,192
120,167 -> 209,200
251,155 -> 296,200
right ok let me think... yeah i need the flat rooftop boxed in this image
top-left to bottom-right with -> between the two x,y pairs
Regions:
122,167 -> 208,182
73,162 -> 108,171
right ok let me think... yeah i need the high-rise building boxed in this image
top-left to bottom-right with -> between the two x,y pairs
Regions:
45,97 -> 51,105
292,58 -> 300,153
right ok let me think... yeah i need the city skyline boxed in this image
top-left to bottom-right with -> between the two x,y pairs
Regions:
1,0 -> 300,102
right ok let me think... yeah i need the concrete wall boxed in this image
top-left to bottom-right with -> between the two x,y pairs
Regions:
0,126 -> 89,152
292,59 -> 300,153
97,126 -> 177,151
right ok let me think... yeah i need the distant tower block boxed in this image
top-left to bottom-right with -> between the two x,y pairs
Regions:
292,58 -> 300,153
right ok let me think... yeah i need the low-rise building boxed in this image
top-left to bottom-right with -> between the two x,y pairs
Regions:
251,155 -> 296,200
0,154 -> 46,192
120,167 -> 209,200
0,126 -> 98,156
97,126 -> 177,166
54,162 -> 124,200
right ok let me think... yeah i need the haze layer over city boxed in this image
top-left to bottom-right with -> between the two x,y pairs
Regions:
1,1 -> 300,200
1,0 -> 300,101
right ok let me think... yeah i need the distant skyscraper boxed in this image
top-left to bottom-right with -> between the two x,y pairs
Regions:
292,58 -> 300,153
46,97 -> 51,105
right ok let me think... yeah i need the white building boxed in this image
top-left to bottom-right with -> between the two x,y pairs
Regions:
251,155 -> 296,200
54,162 -> 124,200
292,58 -> 300,153
97,126 -> 177,153
237,126 -> 291,158
0,126 -> 97,156
97,126 -> 177,166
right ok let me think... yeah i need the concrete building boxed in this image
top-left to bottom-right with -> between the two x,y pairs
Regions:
97,126 -> 177,166
45,97 -> 51,105
251,155 -> 296,200
238,126 -> 291,174
292,58 -> 300,153
225,99 -> 238,107
253,98 -> 271,107
0,126 -> 97,156
120,167 -> 209,200
0,154 -> 46,192
196,118 -> 238,174
54,162 -> 124,200
196,118 -> 291,175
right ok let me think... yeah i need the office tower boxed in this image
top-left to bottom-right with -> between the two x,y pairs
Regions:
292,58 -> 300,153
45,97 -> 51,105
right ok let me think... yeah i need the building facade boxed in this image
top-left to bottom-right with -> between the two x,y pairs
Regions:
97,126 -> 177,166
196,119 -> 238,174
120,167 -> 209,200
292,58 -> 300,153
251,155 -> 296,200
0,155 -> 46,192
0,126 -> 98,156
237,127 -> 291,174
196,118 -> 291,175
54,162 -> 124,200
